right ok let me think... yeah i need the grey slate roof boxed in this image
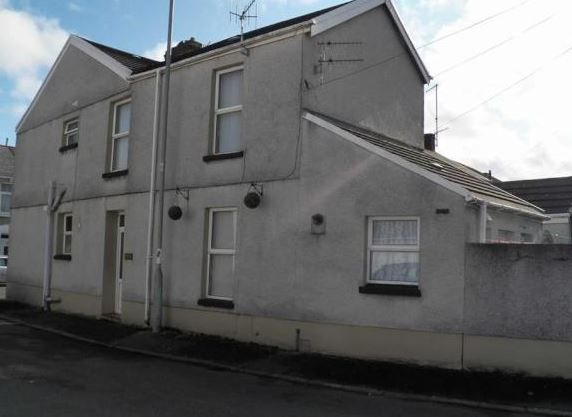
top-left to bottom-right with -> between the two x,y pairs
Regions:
314,112 -> 543,214
0,145 -> 15,179
498,177 -> 572,214
81,38 -> 161,73
80,4 -> 344,74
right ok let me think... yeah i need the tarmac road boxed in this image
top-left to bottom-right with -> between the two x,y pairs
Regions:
0,319 -> 529,417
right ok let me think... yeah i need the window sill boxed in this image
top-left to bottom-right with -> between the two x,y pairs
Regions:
59,143 -> 78,153
102,169 -> 128,179
197,298 -> 234,309
53,254 -> 72,261
202,151 -> 244,163
359,283 -> 421,297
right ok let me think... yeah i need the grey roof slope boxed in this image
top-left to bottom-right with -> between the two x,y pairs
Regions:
0,145 -> 15,178
78,4 -> 343,75
498,177 -> 572,214
313,112 -> 543,214
81,38 -> 161,73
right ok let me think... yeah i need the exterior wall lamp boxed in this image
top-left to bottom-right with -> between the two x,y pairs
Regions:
244,183 -> 264,209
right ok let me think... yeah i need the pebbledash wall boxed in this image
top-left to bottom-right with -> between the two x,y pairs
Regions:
8,3 -> 561,378
463,244 -> 572,377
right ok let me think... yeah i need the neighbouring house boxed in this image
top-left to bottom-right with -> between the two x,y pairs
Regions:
0,145 -> 14,259
11,0 -> 571,378
498,176 -> 572,244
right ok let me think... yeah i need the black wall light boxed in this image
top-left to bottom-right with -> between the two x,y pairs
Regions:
168,187 -> 189,221
168,205 -> 183,220
244,183 -> 264,209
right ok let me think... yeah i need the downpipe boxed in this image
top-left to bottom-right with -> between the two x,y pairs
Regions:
144,68 -> 162,325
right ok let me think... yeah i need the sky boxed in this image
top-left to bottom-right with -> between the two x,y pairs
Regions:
0,0 -> 571,180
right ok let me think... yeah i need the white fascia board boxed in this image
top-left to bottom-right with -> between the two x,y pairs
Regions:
468,195 -> 550,221
311,0 -> 384,37
310,0 -> 431,84
70,36 -> 132,80
16,35 -> 131,134
302,111 -> 470,200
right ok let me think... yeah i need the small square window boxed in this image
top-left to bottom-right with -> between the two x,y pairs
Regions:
63,118 -> 79,146
60,213 -> 73,255
367,217 -> 420,285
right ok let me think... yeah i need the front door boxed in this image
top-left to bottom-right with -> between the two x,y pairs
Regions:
114,213 -> 125,314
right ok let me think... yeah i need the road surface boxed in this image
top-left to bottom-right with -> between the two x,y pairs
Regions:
0,319 -> 526,417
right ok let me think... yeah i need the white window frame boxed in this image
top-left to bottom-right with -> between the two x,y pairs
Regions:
205,207 -> 237,300
62,213 -> 73,255
212,66 -> 243,155
110,98 -> 131,172
0,182 -> 12,217
366,216 -> 420,286
63,118 -> 79,146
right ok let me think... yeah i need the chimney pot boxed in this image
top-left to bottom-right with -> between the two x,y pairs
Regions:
424,133 -> 436,151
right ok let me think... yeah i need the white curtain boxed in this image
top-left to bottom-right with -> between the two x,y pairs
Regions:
370,251 -> 419,283
372,220 -> 417,246
212,211 -> 235,250
115,102 -> 131,134
219,70 -> 242,109
112,137 -> 129,171
216,111 -> 241,153
209,254 -> 234,298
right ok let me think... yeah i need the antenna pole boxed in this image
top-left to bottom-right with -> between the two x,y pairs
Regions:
434,83 -> 439,147
151,0 -> 175,333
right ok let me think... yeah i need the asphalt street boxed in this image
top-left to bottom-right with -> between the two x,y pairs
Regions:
0,319 -> 529,417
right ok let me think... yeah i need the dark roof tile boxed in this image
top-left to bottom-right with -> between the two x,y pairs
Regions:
82,38 -> 161,73
498,177 -> 572,214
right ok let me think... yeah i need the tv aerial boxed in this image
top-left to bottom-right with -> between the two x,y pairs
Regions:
230,0 -> 258,54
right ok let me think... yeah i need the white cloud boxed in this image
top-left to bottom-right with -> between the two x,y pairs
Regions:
398,0 -> 572,180
68,2 -> 83,12
142,41 -> 168,62
0,4 -> 68,118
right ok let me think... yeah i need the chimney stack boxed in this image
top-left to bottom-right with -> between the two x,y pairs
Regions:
171,37 -> 202,60
424,133 -> 436,151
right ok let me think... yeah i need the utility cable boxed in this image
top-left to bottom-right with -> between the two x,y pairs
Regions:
311,0 -> 534,90
418,0 -> 533,49
442,43 -> 572,127
434,14 -> 554,77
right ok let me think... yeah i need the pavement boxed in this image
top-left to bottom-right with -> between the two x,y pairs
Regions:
1,301 -> 572,416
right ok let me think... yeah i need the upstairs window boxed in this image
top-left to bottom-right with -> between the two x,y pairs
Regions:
367,217 -> 420,285
111,99 -> 131,171
63,118 -> 79,146
0,183 -> 11,217
213,67 -> 243,154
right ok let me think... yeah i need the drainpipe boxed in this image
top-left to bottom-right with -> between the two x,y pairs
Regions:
42,182 -> 55,311
151,0 -> 175,333
42,181 -> 65,311
144,68 -> 162,325
479,201 -> 488,243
